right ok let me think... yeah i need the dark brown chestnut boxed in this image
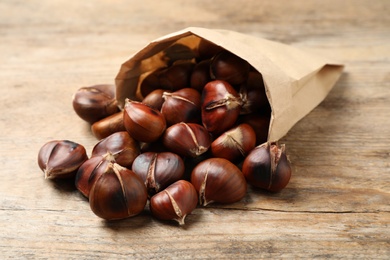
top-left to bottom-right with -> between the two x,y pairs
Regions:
196,39 -> 224,60
140,69 -> 165,98
161,88 -> 201,126
163,43 -> 197,65
210,123 -> 256,162
72,84 -> 120,124
123,99 -> 166,143
191,158 -> 247,206
210,50 -> 250,86
159,61 -> 194,91
38,140 -> 88,180
131,152 -> 185,196
237,113 -> 270,145
75,153 -> 116,198
150,180 -> 198,225
142,89 -> 169,110
201,80 -> 242,135
239,71 -> 269,114
242,142 -> 291,192
89,162 -> 148,220
190,59 -> 212,92
91,131 -> 140,168
91,111 -> 126,140
162,122 -> 211,158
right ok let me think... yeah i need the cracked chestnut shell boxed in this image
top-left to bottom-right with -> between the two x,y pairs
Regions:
91,131 -> 140,168
211,123 -> 256,162
72,84 -> 119,124
123,99 -> 166,143
150,180 -> 198,225
89,162 -> 148,220
162,122 -> 211,158
131,152 -> 185,196
38,140 -> 88,179
161,88 -> 201,126
191,158 -> 247,206
242,142 -> 292,192
201,80 -> 242,135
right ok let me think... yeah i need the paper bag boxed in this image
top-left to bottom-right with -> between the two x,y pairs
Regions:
115,27 -> 344,141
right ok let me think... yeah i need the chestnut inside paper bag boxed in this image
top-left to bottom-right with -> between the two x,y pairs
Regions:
115,27 -> 344,141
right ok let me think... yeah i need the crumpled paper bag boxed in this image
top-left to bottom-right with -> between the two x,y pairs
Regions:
115,27 -> 344,141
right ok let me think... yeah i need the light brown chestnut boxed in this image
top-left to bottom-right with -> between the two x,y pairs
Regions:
89,162 -> 148,220
239,71 -> 269,114
38,140 -> 88,180
201,80 -> 242,135
123,99 -> 166,143
91,111 -> 126,140
132,152 -> 185,196
191,158 -> 247,206
75,153 -> 116,198
211,123 -> 256,162
162,122 -> 211,158
150,180 -> 198,225
161,88 -> 201,126
242,142 -> 291,192
210,50 -> 250,86
72,84 -> 120,124
91,131 -> 140,168
142,89 -> 169,110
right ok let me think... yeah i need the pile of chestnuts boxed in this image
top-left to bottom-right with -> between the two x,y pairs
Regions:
37,40 -> 292,225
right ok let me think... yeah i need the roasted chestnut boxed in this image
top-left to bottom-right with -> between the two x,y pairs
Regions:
162,122 -> 211,158
210,123 -> 256,162
210,50 -> 250,86
242,142 -> 291,192
123,99 -> 166,143
161,88 -> 201,126
89,162 -> 148,220
132,152 -> 185,196
72,84 -> 120,124
201,80 -> 242,135
150,180 -> 198,225
91,131 -> 140,168
91,111 -> 126,140
191,158 -> 247,206
38,140 -> 88,180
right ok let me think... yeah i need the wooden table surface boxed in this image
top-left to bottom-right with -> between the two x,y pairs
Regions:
1,0 -> 389,259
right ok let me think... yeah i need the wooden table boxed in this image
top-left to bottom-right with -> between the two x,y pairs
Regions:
1,0 -> 389,258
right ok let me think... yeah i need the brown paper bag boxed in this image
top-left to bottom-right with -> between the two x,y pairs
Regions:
115,27 -> 344,141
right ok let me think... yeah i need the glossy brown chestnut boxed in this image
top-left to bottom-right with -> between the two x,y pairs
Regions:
159,61 -> 194,91
190,59 -> 212,91
237,113 -> 270,145
150,180 -> 198,225
132,152 -> 185,196
239,71 -> 269,114
91,111 -> 126,140
201,80 -> 242,135
191,158 -> 247,206
91,131 -> 140,168
75,153 -> 116,198
123,99 -> 166,143
210,50 -> 250,86
89,162 -> 148,220
161,88 -> 201,126
211,123 -> 256,162
142,89 -> 169,110
242,142 -> 291,192
162,122 -> 211,158
72,84 -> 120,124
38,140 -> 88,180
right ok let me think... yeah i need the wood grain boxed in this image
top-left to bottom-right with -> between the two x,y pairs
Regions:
0,0 -> 389,259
